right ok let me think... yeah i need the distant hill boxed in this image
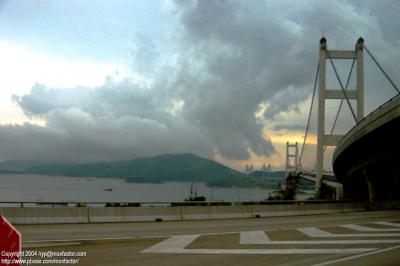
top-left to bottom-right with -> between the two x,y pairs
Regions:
248,170 -> 285,179
0,160 -> 67,172
0,160 -> 78,172
23,153 -> 261,188
0,169 -> 19,174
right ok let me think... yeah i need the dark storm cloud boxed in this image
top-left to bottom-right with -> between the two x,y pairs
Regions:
14,81 -> 169,123
1,0 -> 400,162
8,78 -> 214,161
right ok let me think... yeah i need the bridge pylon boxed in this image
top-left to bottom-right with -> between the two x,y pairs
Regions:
316,37 -> 365,193
285,142 -> 299,178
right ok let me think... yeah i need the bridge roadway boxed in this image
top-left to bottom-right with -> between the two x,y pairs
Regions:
333,94 -> 400,200
19,210 -> 400,265
299,174 -> 343,200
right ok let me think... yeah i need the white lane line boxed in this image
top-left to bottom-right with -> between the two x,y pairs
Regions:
145,247 -> 376,255
172,248 -> 376,255
240,231 -> 270,244
23,235 -> 162,243
142,234 -> 199,253
298,227 -> 400,238
341,224 -> 400,232
247,239 -> 400,245
373,221 -> 400,228
311,245 -> 400,266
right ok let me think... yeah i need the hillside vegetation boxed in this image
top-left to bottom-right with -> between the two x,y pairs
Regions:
20,153 -> 268,188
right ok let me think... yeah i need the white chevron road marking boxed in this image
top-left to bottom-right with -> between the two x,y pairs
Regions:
240,229 -> 400,244
297,227 -> 334,237
311,245 -> 400,266
143,234 -> 377,254
143,221 -> 400,255
240,231 -> 270,244
142,234 -> 199,253
298,227 -> 400,238
373,221 -> 400,228
341,224 -> 400,232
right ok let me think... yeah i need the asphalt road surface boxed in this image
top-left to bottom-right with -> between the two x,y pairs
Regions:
17,210 -> 400,265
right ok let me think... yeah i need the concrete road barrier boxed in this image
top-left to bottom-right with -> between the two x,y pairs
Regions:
251,204 -> 306,217
0,207 -> 88,224
89,206 -> 181,223
180,205 -> 251,220
0,201 -> 391,225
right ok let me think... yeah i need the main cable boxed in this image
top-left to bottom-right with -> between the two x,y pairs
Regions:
296,62 -> 319,171
364,45 -> 400,94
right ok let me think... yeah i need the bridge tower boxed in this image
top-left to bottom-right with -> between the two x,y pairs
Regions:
285,142 -> 299,178
316,38 -> 364,193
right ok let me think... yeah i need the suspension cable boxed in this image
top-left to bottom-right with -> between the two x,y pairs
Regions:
328,59 -> 355,135
328,56 -> 358,123
364,45 -> 400,94
321,59 -> 355,155
296,62 -> 319,171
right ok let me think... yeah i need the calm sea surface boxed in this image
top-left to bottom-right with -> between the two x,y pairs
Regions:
0,174 -> 285,203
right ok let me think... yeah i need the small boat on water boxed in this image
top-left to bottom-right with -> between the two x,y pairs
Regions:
104,188 -> 113,192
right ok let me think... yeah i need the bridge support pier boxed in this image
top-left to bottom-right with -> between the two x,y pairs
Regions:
363,169 -> 376,203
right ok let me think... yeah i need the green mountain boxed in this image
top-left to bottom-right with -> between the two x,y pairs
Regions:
0,169 -> 19,174
24,153 -> 259,188
0,160 -> 66,172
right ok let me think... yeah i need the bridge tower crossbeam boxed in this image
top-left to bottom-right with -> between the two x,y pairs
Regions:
316,38 -> 364,193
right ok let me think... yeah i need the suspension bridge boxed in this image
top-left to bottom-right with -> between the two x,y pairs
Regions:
2,37 -> 400,266
285,37 -> 400,201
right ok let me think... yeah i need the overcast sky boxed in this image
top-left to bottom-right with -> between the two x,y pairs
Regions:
0,0 -> 399,171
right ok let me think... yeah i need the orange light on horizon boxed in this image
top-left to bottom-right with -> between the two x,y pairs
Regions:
266,130 -> 317,146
